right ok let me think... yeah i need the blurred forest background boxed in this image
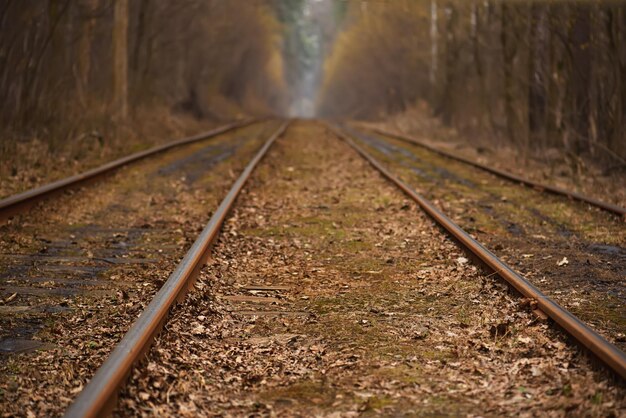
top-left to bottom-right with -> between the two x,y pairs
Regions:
1,0 -> 625,192
1,1 -> 285,143
0,0 -> 307,195
319,0 -> 626,168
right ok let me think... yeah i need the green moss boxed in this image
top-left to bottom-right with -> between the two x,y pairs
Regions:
362,394 -> 393,411
455,306 -> 472,327
6,362 -> 21,374
567,294 -> 626,332
591,391 -> 603,405
260,380 -> 336,407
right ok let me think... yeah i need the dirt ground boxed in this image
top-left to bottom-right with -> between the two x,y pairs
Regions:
117,122 -> 624,417
362,107 -> 626,209
0,121 -> 281,417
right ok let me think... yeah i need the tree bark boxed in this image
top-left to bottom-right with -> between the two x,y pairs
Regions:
472,1 -> 498,137
430,0 -> 438,87
501,3 -> 519,147
77,0 -> 97,106
113,0 -> 129,119
436,3 -> 456,125
528,3 -> 547,150
612,6 -> 626,159
569,5 -> 591,154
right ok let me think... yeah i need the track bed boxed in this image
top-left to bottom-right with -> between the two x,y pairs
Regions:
115,122 -> 624,416
347,127 -> 626,350
0,121 -> 280,416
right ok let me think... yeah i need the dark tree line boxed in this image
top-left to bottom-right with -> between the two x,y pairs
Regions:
0,0 -> 285,142
445,0 -> 626,164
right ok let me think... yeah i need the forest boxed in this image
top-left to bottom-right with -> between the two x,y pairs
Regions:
0,1 -> 285,151
319,0 -> 626,167
0,0 -> 304,196
0,0 -> 626,169
1,0 -> 625,174
1,2 -> 625,416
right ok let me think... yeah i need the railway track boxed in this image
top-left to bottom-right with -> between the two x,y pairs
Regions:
364,126 -> 626,218
0,121 -> 284,415
64,121 -> 289,417
330,124 -> 626,380
1,121 -> 271,337
340,124 -> 626,351
0,119 -> 257,223
63,121 -> 622,416
1,121 -> 623,416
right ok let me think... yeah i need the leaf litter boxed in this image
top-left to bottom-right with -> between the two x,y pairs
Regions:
117,122 -> 625,417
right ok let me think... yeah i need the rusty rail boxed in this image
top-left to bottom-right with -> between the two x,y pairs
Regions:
365,126 -> 626,217
63,121 -> 289,418
330,123 -> 626,380
0,119 -> 259,222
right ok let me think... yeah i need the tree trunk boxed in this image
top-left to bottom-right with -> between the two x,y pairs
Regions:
77,0 -> 97,106
430,0 -> 438,88
569,5 -> 591,154
113,0 -> 129,119
472,1 -> 498,137
500,3 -> 519,147
528,3 -> 547,150
610,6 -> 626,159
437,3 -> 456,125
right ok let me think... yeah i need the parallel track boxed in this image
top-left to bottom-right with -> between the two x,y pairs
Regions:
0,119 -> 258,222
364,126 -> 626,218
329,123 -> 626,380
53,119 -> 622,416
63,121 -> 289,418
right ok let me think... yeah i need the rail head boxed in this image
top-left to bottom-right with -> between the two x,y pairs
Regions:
329,122 -> 626,381
63,121 -> 289,418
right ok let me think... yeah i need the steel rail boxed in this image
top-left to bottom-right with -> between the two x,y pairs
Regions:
364,126 -> 626,217
64,121 -> 289,418
329,123 -> 626,380
0,119 -> 259,222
